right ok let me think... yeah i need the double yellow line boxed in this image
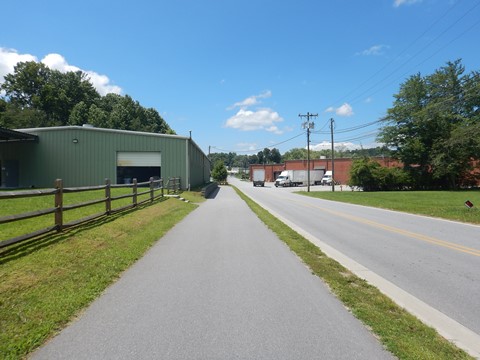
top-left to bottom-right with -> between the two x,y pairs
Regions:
298,198 -> 480,257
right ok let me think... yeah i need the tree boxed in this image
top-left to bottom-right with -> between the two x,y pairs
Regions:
211,160 -> 228,183
348,157 -> 410,191
257,150 -> 264,164
348,157 -> 382,191
283,148 -> 307,160
269,148 -> 282,163
378,60 -> 480,189
1,62 -> 174,134
68,101 -> 89,125
1,61 -> 50,108
88,104 -> 108,128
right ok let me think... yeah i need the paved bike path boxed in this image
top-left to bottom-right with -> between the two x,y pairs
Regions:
31,186 -> 393,360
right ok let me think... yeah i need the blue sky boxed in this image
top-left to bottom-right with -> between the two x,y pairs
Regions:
1,0 -> 479,156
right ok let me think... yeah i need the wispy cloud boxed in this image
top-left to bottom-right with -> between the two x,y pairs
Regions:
0,48 -> 121,96
356,44 -> 390,56
393,0 -> 422,8
236,142 -> 258,151
227,90 -> 272,110
325,103 -> 354,117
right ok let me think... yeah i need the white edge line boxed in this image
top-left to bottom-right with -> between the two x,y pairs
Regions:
250,195 -> 480,359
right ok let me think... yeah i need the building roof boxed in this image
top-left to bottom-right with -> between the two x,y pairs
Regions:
0,127 -> 38,143
16,125 -> 188,140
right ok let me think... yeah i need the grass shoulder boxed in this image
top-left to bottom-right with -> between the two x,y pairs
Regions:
0,195 -> 198,359
299,190 -> 480,225
233,186 -> 473,360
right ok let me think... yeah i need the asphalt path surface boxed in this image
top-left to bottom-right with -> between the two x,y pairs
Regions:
231,177 -> 480,358
31,186 -> 393,360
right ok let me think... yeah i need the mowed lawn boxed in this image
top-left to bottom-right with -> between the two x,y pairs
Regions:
0,190 -> 203,359
300,190 -> 480,224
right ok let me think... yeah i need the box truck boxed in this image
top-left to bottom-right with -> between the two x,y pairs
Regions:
275,170 -> 323,187
252,169 -> 265,187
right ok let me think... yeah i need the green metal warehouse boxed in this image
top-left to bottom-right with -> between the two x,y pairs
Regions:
0,126 -> 211,189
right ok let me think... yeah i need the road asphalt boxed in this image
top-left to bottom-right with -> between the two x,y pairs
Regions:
31,185 -> 394,360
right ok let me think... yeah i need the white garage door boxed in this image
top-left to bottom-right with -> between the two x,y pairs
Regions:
116,152 -> 162,167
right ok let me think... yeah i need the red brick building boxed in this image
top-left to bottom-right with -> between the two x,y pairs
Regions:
250,157 -> 401,184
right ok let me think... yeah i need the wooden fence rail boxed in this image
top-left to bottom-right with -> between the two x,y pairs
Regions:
0,177 -> 181,250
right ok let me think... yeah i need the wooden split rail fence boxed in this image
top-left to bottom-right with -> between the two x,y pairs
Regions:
0,177 -> 181,249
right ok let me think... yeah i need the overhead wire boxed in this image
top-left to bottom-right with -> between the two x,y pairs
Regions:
328,0 -> 480,109
345,1 -> 480,107
328,0 -> 465,108
211,131 -> 306,154
213,3 -> 480,155
358,16 -> 480,106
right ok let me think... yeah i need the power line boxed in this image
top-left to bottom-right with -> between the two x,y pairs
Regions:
312,119 -> 382,135
328,0 -> 480,108
328,0 -> 465,108
210,131 -> 305,154
299,112 -> 318,192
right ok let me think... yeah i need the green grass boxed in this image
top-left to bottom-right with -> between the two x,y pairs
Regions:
0,187 -> 165,242
0,193 -> 202,359
300,190 -> 480,224
233,186 -> 473,360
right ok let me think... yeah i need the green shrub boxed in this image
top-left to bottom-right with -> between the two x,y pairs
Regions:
348,157 -> 411,191
211,160 -> 228,182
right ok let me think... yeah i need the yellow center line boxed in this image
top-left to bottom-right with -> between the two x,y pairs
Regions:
289,196 -> 480,257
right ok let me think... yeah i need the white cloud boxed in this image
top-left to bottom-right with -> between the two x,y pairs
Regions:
0,48 -> 121,96
41,53 -> 121,96
337,103 -> 354,116
393,0 -> 422,7
0,48 -> 37,83
227,90 -> 272,110
356,44 -> 389,56
224,108 -> 284,134
311,141 -> 384,151
325,103 -> 354,117
311,141 -> 363,151
236,142 -> 258,151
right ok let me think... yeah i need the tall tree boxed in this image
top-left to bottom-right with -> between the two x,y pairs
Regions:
1,61 -> 50,108
269,148 -> 282,163
1,62 -> 174,134
378,60 -> 480,189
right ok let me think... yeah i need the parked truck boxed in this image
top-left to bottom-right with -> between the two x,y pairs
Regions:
252,169 -> 265,187
275,170 -> 323,187
321,171 -> 333,185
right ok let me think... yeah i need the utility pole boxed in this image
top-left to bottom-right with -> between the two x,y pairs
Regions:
330,118 -> 335,192
299,112 -> 318,192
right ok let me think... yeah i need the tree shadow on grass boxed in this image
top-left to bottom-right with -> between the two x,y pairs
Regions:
0,198 -> 169,265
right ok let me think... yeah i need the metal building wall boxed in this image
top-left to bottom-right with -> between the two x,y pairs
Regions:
188,139 -> 211,189
2,126 -> 209,189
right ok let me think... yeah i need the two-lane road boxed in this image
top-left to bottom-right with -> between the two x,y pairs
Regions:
231,177 -> 480,357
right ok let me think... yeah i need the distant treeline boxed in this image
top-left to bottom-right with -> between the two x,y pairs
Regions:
209,146 -> 390,169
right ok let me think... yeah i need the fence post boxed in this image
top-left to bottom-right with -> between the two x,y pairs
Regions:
133,178 -> 138,207
161,178 -> 164,197
149,177 -> 154,202
105,178 -> 111,215
54,179 -> 63,231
